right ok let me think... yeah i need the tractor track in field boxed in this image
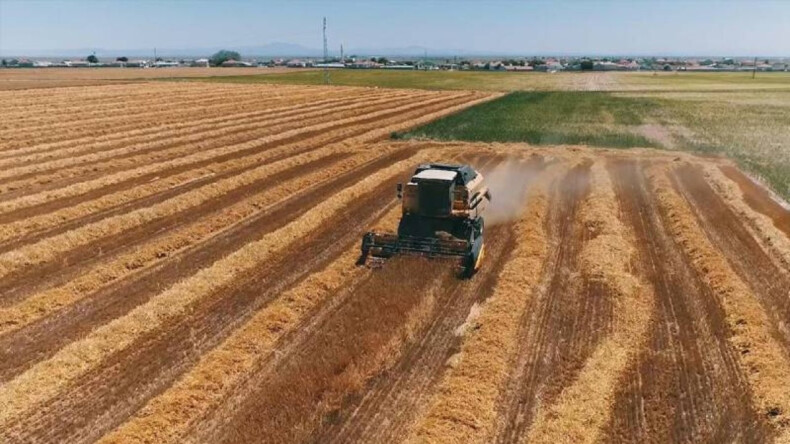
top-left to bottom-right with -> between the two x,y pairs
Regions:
603,159 -> 770,443
206,251 -> 461,444
492,161 -> 601,443
673,164 -> 790,350
312,156 -> 546,444
0,162 -> 415,444
720,165 -> 790,238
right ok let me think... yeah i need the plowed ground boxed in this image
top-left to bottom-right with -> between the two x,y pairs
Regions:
1,82 -> 790,444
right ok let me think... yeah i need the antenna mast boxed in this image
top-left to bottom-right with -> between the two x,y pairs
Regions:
322,17 -> 330,85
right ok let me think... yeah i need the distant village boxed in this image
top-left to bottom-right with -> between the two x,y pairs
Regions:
2,54 -> 788,72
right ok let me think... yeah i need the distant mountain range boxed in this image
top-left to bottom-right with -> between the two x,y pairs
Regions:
3,42 -> 785,59
1,42 -> 518,59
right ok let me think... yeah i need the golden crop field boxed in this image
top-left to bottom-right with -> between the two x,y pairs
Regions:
1,81 -> 790,444
0,67 -> 307,90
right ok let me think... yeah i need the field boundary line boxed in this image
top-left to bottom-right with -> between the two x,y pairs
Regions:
523,160 -> 654,444
405,163 -> 563,444
0,152 -> 424,431
650,164 -> 790,441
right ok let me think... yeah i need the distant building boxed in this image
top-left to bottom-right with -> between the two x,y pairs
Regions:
219,60 -> 251,67
504,65 -> 534,72
286,59 -> 308,68
348,60 -> 380,69
314,62 -> 345,68
381,64 -> 415,70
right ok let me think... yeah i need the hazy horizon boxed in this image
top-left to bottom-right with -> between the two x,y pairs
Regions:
2,0 -> 789,58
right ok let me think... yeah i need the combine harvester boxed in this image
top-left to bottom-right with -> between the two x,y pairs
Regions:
360,163 -> 491,277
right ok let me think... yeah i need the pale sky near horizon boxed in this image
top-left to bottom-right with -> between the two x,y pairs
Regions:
1,0 -> 789,56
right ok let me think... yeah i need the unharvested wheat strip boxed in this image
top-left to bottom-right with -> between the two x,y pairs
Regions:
703,164 -> 790,269
0,153 -> 423,431
649,165 -> 790,442
0,149 -> 391,335
406,163 -> 564,444
0,88 -> 386,163
523,160 -> 654,444
0,90 -> 446,184
97,207 -> 400,444
0,93 -> 468,236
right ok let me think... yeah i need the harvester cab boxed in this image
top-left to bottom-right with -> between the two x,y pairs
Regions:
360,163 -> 491,277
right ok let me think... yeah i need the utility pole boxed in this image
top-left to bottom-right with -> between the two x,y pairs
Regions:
340,43 -> 344,64
322,17 -> 331,85
153,47 -> 157,67
753,56 -> 757,79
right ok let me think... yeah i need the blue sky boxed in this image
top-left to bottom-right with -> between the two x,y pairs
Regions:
1,0 -> 788,56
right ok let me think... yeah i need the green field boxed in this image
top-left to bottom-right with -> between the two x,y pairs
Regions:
403,89 -> 790,197
187,69 -> 790,198
189,69 -> 790,92
401,92 -> 658,148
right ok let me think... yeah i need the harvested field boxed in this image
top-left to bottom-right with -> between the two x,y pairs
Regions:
0,67 -> 309,90
2,82 -> 790,444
